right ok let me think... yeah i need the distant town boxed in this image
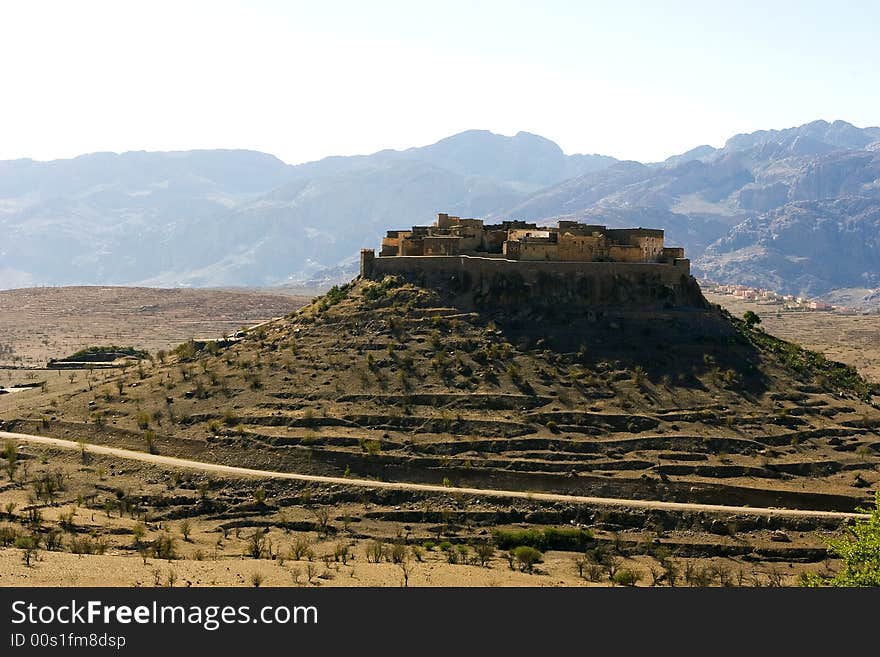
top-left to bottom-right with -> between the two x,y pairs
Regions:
701,281 -> 869,315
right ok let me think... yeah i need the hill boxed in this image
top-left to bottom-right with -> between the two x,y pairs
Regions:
4,273 -> 878,513
1,272 -> 879,586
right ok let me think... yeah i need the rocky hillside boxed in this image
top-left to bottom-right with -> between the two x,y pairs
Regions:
5,274 -> 878,514
698,198 -> 880,295
496,120 -> 880,296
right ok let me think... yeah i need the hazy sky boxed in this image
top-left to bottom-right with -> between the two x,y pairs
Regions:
1,0 -> 878,164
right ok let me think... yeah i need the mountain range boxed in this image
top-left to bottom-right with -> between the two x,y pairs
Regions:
1,120 -> 879,301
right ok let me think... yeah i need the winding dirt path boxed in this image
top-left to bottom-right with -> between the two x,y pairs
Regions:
0,430 -> 867,520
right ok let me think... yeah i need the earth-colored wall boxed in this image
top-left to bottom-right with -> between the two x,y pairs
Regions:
360,251 -> 705,309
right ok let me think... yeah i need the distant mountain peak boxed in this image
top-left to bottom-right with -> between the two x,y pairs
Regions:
724,119 -> 880,154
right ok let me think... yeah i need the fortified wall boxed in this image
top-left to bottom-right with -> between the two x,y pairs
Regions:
360,251 -> 706,310
361,212 -> 707,311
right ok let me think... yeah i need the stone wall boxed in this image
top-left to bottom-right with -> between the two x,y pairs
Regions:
360,250 -> 705,310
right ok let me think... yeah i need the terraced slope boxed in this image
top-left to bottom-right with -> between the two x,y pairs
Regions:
4,277 -> 879,516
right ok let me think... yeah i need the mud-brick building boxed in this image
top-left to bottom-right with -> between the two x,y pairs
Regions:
379,212 -> 685,265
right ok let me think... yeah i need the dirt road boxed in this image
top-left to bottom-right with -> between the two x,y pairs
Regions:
0,430 -> 867,520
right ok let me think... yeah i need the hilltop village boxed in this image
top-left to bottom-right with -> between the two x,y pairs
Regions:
703,282 -> 871,315
359,212 -> 705,310
376,212 -> 686,265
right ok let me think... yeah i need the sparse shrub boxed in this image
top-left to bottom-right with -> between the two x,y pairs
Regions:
442,542 -> 460,564
69,535 -> 98,555
585,563 -> 605,582
390,542 -> 407,564
492,527 -> 593,552
16,534 -> 40,566
222,408 -> 237,426
631,366 -> 647,387
473,541 -> 495,567
43,529 -> 63,551
333,542 -> 351,565
0,523 -> 20,546
289,536 -> 314,561
135,411 -> 150,430
612,568 -> 642,587
366,539 -> 385,563
173,339 -> 198,362
144,430 -> 158,454
246,528 -> 270,559
132,522 -> 146,546
513,546 -> 542,573
364,438 -> 382,456
58,507 -> 76,532
151,534 -> 178,560
312,507 -> 331,536
3,440 -> 17,481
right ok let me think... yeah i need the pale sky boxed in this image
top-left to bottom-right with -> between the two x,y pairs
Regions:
1,0 -> 878,164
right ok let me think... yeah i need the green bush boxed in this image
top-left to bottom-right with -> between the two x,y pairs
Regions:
742,311 -> 761,330
493,527 -> 594,552
612,568 -> 642,587
362,276 -> 401,301
315,282 -> 353,312
513,546 -> 542,572
66,345 -> 149,361
801,492 -> 880,587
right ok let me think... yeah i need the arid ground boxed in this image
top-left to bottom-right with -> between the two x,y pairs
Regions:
705,292 -> 880,384
1,282 -> 878,586
0,286 -> 308,369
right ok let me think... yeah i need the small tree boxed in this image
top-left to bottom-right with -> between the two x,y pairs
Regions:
151,534 -> 177,560
612,568 -> 642,587
313,507 -> 331,536
390,542 -> 407,564
2,440 -> 17,481
179,519 -> 192,542
246,528 -> 270,559
399,558 -> 413,587
801,493 -> 880,587
16,534 -> 40,567
289,536 -> 314,561
743,311 -> 762,330
366,540 -> 385,564
474,542 -> 495,567
514,546 -> 542,573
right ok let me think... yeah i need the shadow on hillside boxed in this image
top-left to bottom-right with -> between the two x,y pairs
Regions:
477,305 -> 773,398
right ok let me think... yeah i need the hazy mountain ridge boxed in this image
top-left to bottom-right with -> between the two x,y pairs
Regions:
0,132 -> 616,288
1,120 -> 879,295
492,120 -> 880,296
697,197 -> 880,296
